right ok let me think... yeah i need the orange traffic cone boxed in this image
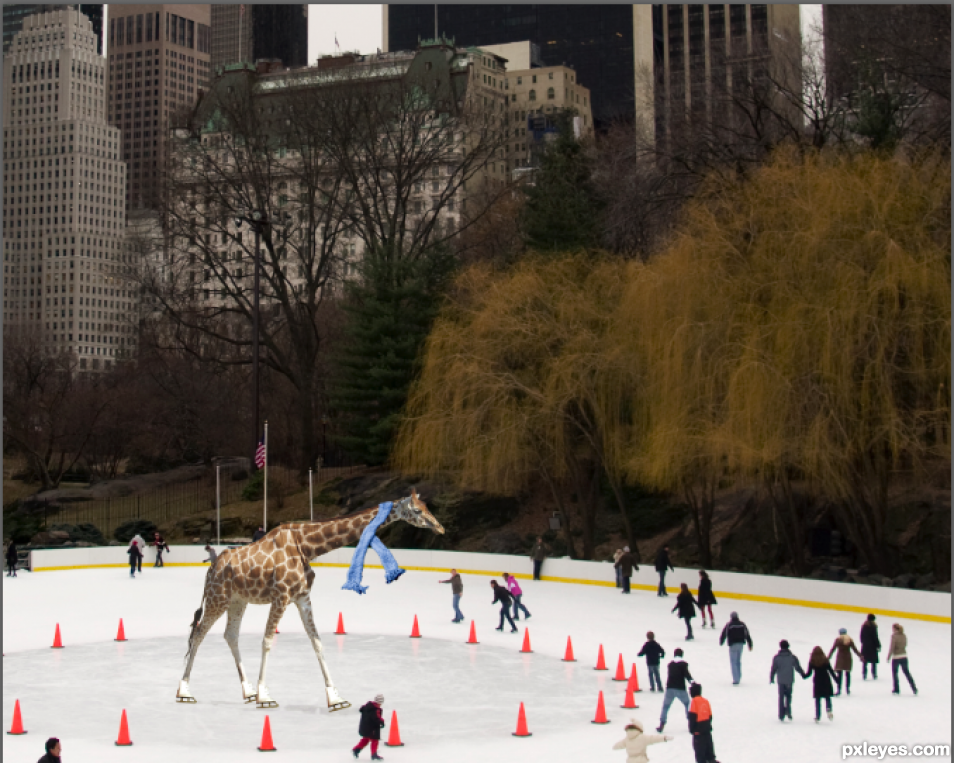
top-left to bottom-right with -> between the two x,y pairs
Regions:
520,628 -> 533,653
115,709 -> 133,746
562,636 -> 577,662
512,702 -> 532,737
620,680 -> 639,709
258,715 -> 277,752
467,621 -> 479,644
6,699 -> 26,735
628,663 -> 642,693
409,615 -> 421,638
115,619 -> 127,642
385,710 -> 404,747
613,653 -> 627,681
594,644 -> 607,670
335,612 -> 347,635
51,623 -> 64,649
591,691 -> 610,724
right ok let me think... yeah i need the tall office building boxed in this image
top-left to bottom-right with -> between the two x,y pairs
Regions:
211,5 -> 308,71
2,8 -> 129,371
3,4 -> 103,54
106,4 -> 212,209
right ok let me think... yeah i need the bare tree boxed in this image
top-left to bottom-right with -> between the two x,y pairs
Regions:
146,53 -> 510,473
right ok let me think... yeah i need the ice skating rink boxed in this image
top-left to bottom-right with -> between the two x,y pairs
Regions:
3,563 -> 951,762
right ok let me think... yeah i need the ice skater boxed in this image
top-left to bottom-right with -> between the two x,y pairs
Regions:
886,623 -> 918,695
127,540 -> 143,578
529,536 -> 549,580
352,693 -> 386,760
6,540 -> 18,577
613,548 -> 624,588
697,570 -> 717,628
654,545 -> 673,596
828,627 -> 862,695
612,718 -> 672,762
129,533 -> 145,572
615,546 -> 637,594
718,611 -> 753,684
439,568 -> 464,622
38,736 -> 62,763
688,683 -> 719,763
503,572 -> 531,620
656,647 -> 693,732
153,532 -> 168,567
804,646 -> 837,722
672,582 -> 700,640
860,614 -> 881,680
637,631 -> 666,692
490,579 -> 518,632
203,544 -> 218,565
770,639 -> 806,721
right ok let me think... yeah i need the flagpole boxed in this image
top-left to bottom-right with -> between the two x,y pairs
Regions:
263,420 -> 269,532
216,463 -> 221,545
308,468 -> 314,522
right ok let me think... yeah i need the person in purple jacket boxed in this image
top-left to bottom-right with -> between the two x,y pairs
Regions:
502,572 -> 532,621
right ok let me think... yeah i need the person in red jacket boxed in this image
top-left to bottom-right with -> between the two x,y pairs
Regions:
688,683 -> 719,763
352,693 -> 385,760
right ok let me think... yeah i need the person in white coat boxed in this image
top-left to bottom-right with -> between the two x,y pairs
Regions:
612,718 -> 672,763
128,534 -> 146,573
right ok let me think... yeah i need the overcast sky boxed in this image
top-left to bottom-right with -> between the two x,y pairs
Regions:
308,4 -> 384,59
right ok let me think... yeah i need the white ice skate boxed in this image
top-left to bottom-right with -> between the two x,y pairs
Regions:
241,681 -> 257,703
326,686 -> 351,712
256,684 -> 278,709
176,679 -> 197,703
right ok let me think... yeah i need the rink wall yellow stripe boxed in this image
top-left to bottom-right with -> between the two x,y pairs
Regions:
32,561 -> 949,624
307,562 -> 950,624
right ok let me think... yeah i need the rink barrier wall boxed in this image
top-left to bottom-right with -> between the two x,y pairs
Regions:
30,546 -> 951,623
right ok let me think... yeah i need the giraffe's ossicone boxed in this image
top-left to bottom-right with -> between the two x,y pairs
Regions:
176,488 -> 444,710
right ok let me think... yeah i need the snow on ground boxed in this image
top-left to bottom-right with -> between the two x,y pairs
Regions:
3,564 -> 951,762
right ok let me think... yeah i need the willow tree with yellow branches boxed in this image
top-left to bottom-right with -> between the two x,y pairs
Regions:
393,150 -> 949,574
392,255 -> 634,559
618,150 -> 951,573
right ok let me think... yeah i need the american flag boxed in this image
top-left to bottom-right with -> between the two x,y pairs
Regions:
255,437 -> 266,470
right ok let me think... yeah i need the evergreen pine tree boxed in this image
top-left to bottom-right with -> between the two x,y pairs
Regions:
331,244 -> 456,465
521,110 -> 603,253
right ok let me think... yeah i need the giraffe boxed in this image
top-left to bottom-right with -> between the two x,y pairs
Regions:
176,488 -> 444,709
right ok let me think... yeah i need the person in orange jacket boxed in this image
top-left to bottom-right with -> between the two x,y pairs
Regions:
688,683 -> 720,763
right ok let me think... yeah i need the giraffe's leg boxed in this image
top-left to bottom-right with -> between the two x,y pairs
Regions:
254,601 -> 287,708
295,594 -> 351,711
178,601 -> 228,702
223,599 -> 257,701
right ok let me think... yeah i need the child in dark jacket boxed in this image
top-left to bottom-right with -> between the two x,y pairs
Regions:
353,694 -> 386,760
637,631 -> 666,691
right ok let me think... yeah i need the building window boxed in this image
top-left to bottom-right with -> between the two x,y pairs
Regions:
547,87 -> 555,100
528,90 -> 536,101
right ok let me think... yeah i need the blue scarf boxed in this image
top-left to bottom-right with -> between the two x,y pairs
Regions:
341,501 -> 407,594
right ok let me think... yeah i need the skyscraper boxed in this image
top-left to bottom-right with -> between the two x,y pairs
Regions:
2,8 -> 130,371
211,5 -> 308,71
106,4 -> 212,210
3,4 -> 103,54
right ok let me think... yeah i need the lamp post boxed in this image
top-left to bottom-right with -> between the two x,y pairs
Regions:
235,210 -> 268,470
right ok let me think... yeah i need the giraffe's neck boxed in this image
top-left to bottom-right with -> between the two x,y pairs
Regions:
293,503 -> 402,561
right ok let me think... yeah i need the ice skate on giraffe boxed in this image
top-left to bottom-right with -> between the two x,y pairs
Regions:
177,489 -> 443,708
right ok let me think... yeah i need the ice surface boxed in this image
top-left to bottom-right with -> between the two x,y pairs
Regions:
3,564 -> 950,762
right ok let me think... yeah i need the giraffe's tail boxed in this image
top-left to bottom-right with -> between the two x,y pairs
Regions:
184,579 -> 210,662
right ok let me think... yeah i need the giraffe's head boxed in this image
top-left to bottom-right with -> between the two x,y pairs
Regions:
394,488 -> 444,535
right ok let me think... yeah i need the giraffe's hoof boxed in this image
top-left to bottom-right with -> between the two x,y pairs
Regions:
243,694 -> 258,704
176,680 -> 197,703
176,696 -> 197,704
256,699 -> 279,709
